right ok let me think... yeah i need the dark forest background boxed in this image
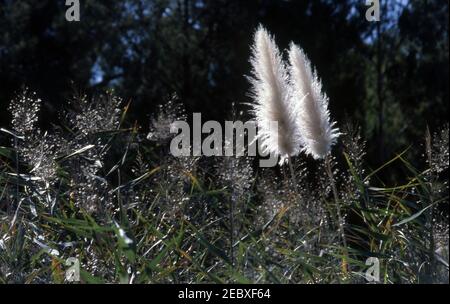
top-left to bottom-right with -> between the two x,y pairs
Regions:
0,0 -> 448,167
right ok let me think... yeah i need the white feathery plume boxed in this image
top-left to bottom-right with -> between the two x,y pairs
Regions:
288,43 -> 340,159
249,26 -> 302,165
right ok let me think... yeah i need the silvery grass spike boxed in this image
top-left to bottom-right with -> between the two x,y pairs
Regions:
248,25 -> 302,166
288,43 -> 340,159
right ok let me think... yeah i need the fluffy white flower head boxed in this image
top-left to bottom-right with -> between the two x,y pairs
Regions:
288,43 -> 340,159
249,26 -> 302,165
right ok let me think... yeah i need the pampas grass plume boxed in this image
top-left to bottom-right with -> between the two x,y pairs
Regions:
288,43 -> 340,159
249,26 -> 301,165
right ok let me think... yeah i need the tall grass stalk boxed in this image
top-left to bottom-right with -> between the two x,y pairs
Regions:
425,126 -> 436,279
325,154 -> 348,274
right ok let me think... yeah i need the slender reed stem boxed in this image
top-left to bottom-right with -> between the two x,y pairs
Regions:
230,195 -> 234,267
288,156 -> 297,186
324,154 -> 348,273
425,127 -> 435,279
14,136 -> 19,215
287,156 -> 304,209
225,156 -> 235,267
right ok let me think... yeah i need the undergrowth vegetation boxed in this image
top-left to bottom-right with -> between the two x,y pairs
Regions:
0,89 -> 448,284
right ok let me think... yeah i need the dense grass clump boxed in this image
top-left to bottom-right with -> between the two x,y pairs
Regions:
0,89 -> 448,284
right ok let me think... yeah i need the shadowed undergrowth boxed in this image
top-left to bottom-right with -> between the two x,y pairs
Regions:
0,90 -> 448,284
